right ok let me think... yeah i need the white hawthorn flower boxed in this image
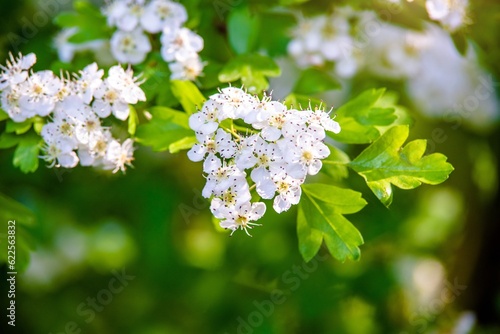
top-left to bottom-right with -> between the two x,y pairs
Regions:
202,163 -> 247,198
210,87 -> 258,120
286,133 -> 330,177
1,88 -> 28,122
272,172 -> 303,213
110,29 -> 151,64
106,138 -> 135,173
168,57 -> 204,81
160,27 -> 204,63
141,0 -> 187,33
426,0 -> 469,32
74,63 -> 104,104
18,70 -> 61,117
92,80 -> 131,120
0,52 -> 36,89
187,129 -> 237,167
106,65 -> 146,104
40,135 -> 79,169
188,100 -> 222,135
114,1 -> 146,32
218,201 -> 266,236
252,103 -> 291,142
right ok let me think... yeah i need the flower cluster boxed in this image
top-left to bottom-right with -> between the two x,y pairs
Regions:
187,87 -> 340,236
286,6 -> 498,129
287,7 -> 367,78
0,53 -> 146,172
425,0 -> 469,32
103,0 -> 204,80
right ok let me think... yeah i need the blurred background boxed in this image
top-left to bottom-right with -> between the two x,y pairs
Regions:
1,0 -> 499,333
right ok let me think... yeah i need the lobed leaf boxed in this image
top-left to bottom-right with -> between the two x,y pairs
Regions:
135,107 -> 193,152
170,80 -> 206,115
330,89 -> 410,144
294,68 -> 341,95
219,54 -> 281,93
13,135 -> 41,173
227,5 -> 260,55
298,184 -> 366,262
349,125 -> 454,207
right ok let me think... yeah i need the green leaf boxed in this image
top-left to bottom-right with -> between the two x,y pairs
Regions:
169,136 -> 197,154
0,193 -> 36,272
170,80 -> 206,115
0,108 -> 8,121
298,184 -> 366,262
321,144 -> 351,181
6,120 -> 32,135
135,108 -> 193,151
148,107 -> 190,128
0,132 -> 20,149
349,125 -> 454,207
13,136 -> 41,173
331,89 -> 406,144
128,106 -> 139,136
219,54 -> 281,94
0,193 -> 35,226
227,5 -> 260,54
53,1 -> 109,44
294,68 -> 341,95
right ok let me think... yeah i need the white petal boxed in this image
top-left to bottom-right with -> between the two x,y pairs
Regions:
256,179 -> 277,200
261,126 -> 282,141
308,160 -> 322,175
202,153 -> 221,173
249,202 -> 266,220
187,144 -> 206,162
273,195 -> 291,213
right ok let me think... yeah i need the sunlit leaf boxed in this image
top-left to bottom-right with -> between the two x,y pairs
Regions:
294,68 -> 341,95
227,5 -> 260,54
331,89 -> 410,144
135,107 -> 193,151
219,54 -> 281,93
128,105 -> 139,136
349,125 -> 454,207
169,136 -> 197,154
170,80 -> 206,115
321,144 -> 351,181
13,135 -> 41,173
298,184 -> 366,262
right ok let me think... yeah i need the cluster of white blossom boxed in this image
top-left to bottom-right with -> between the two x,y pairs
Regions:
103,0 -> 204,80
287,7 -> 360,78
187,87 -> 340,236
287,7 -> 498,129
0,53 -> 146,172
425,0 -> 469,32
54,27 -> 115,66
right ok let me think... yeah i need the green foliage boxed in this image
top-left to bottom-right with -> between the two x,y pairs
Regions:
293,68 -> 341,95
227,5 -> 260,55
127,106 -> 139,136
0,109 -> 9,121
331,89 -> 409,144
320,144 -> 351,181
219,54 -> 281,93
13,134 -> 41,173
135,107 -> 193,151
0,193 -> 35,272
53,0 -> 110,44
298,184 -> 366,262
170,80 -> 206,115
349,125 -> 454,207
